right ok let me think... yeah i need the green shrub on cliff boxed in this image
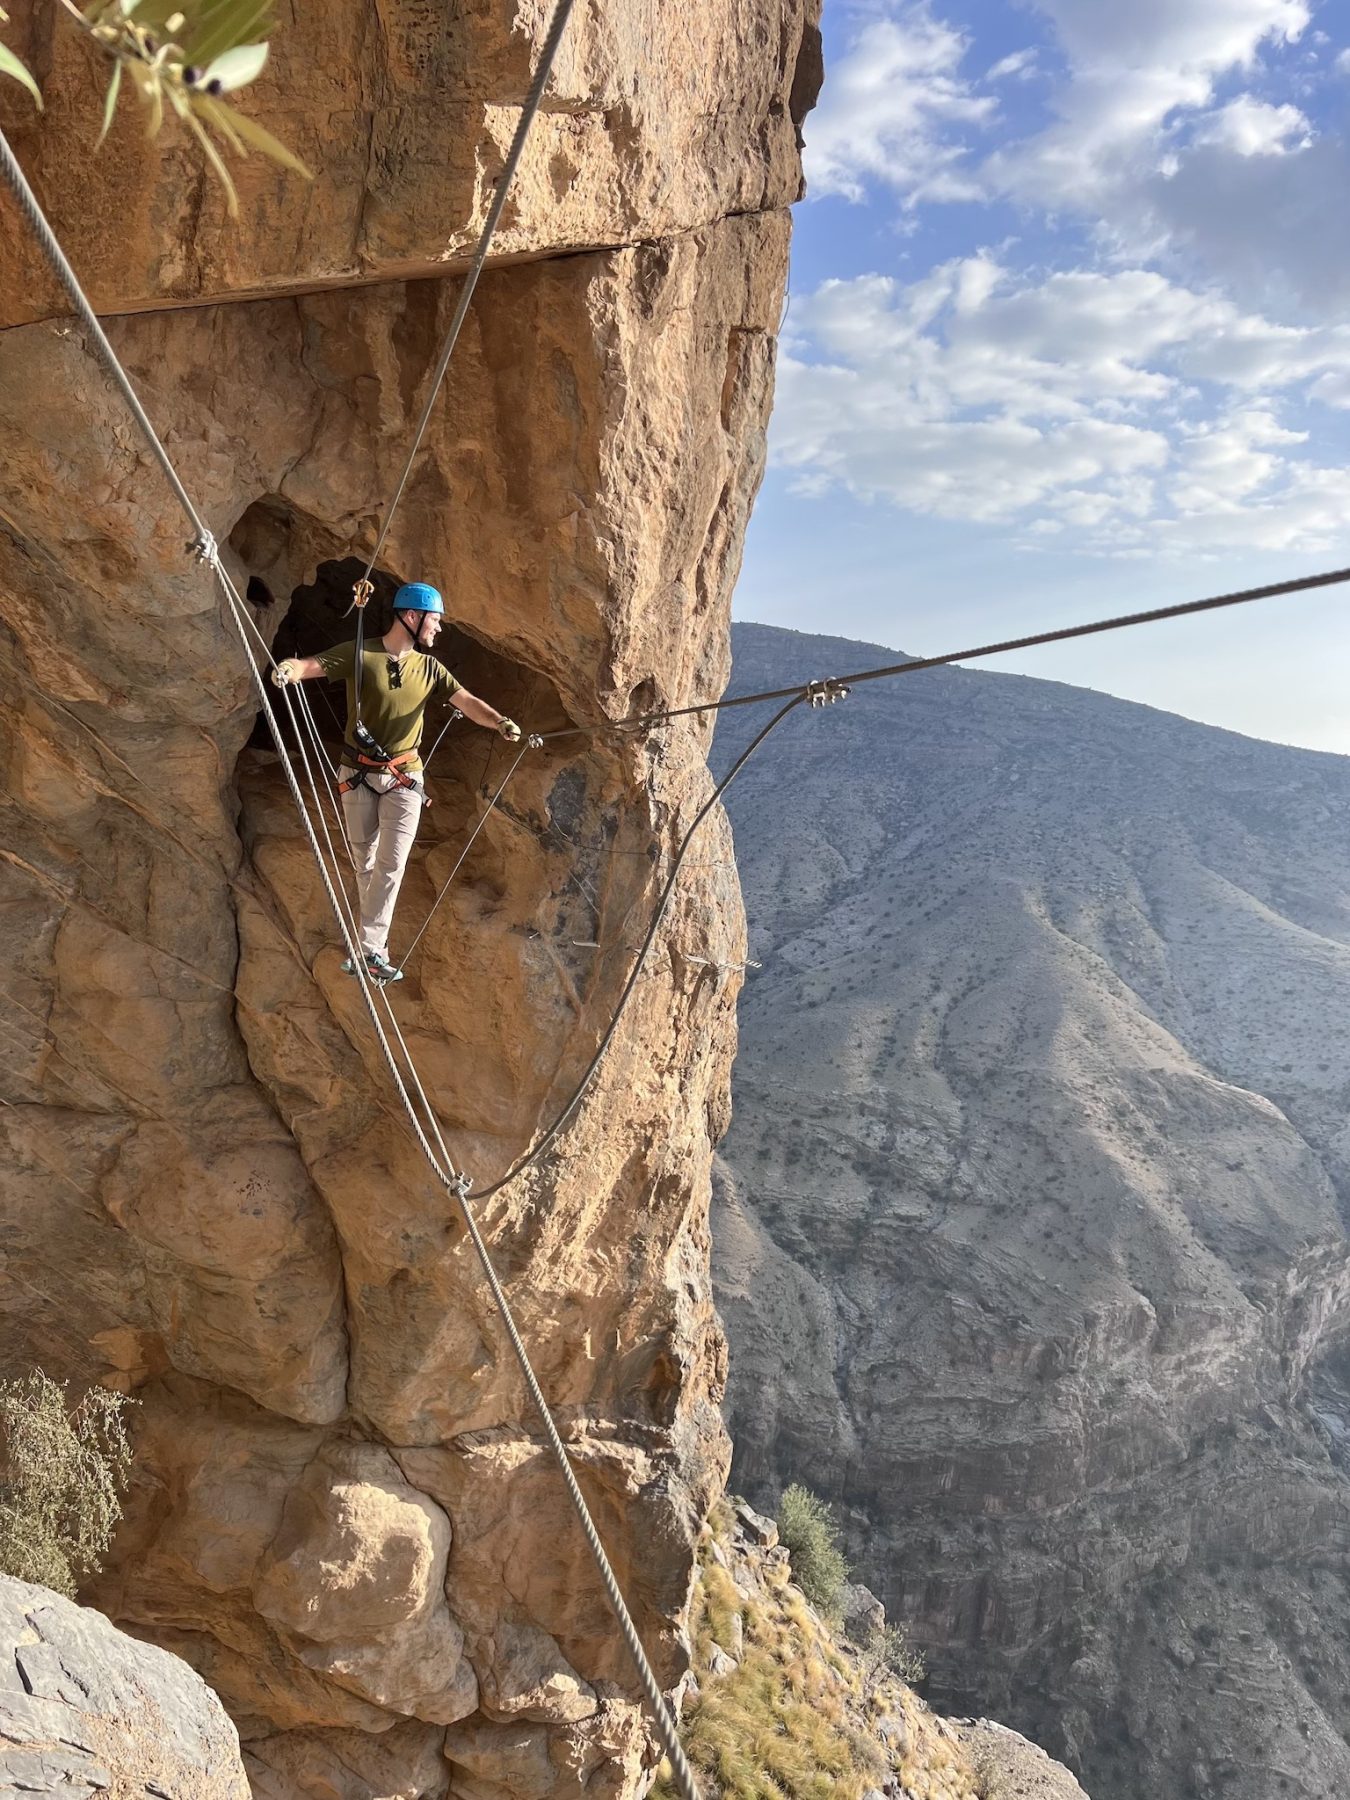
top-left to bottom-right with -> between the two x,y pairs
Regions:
0,1369 -> 134,1599
777,1483 -> 849,1614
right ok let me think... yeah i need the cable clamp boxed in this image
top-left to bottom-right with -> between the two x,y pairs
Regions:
351,577 -> 375,611
527,733 -> 544,751
807,678 -> 850,708
190,528 -> 218,566
451,1173 -> 473,1199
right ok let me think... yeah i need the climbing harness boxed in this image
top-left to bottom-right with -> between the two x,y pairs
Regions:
336,754 -> 421,798
337,721 -> 427,802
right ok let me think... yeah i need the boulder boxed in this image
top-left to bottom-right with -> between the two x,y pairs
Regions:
252,1442 -> 478,1724
0,1575 -> 248,1796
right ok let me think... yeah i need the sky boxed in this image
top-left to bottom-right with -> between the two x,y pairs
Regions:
733,0 -> 1350,753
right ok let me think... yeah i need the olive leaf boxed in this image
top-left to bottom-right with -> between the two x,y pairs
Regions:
95,57 -> 121,142
198,39 -> 267,91
0,5 -> 42,108
72,0 -> 310,214
194,92 -> 309,175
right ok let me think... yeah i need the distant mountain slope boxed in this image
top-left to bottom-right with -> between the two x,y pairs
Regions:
713,621 -> 1350,1800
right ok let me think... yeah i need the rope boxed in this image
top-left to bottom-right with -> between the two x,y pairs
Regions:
537,565 -> 1350,740
0,128 -> 215,564
357,0 -> 578,588
396,742 -> 530,974
350,0 -> 576,721
422,706 -> 467,776
475,695 -> 805,1202
222,568 -> 702,1800
1,124 -> 699,1797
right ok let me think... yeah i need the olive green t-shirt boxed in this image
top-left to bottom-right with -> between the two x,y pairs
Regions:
314,640 -> 460,772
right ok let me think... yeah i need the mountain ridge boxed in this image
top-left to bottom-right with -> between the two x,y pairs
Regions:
713,617 -> 1350,1800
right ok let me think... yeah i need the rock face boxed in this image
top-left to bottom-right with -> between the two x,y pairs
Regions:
0,1574 -> 249,1796
672,1496 -> 1088,1800
0,0 -> 822,323
0,8 -> 820,1793
956,1721 -> 1091,1800
714,623 -> 1350,1800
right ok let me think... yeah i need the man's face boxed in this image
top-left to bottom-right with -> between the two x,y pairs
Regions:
407,610 -> 442,648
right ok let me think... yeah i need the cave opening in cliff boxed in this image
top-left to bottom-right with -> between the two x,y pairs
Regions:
227,498 -> 592,971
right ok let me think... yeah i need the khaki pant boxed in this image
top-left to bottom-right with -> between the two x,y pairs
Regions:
339,768 -> 424,956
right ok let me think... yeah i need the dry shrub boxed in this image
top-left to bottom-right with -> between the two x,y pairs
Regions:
0,1369 -> 134,1599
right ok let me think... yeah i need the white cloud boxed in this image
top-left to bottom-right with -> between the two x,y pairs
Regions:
772,259 -> 1350,548
802,9 -> 996,203
1193,94 -> 1311,153
987,0 -> 1311,210
1029,0 -> 1309,73
987,49 -> 1038,82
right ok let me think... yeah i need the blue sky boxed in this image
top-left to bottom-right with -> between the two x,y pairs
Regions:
734,0 -> 1350,752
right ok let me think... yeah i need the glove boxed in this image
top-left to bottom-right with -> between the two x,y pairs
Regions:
270,658 -> 302,688
498,716 -> 522,742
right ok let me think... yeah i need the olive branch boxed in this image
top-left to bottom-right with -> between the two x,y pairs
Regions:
2,0 -> 311,217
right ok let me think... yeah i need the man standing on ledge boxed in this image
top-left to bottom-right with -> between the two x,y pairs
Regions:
271,581 -> 520,984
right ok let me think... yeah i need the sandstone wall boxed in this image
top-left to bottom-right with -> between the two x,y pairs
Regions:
1,0 -> 821,322
0,5 -> 821,1793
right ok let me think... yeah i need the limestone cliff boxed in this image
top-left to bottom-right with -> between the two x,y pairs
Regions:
0,7 -> 821,1794
714,623 -> 1350,1800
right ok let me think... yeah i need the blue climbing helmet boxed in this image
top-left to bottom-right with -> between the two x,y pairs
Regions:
394,581 -> 443,616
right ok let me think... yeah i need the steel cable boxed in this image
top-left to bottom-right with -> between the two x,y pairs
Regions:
351,0 -> 578,718
537,565 -> 1350,741
0,126 -> 702,1784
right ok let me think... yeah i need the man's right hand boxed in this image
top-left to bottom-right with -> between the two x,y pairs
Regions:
270,659 -> 303,687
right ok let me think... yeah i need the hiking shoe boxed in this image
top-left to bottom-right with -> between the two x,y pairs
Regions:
364,951 -> 403,985
340,951 -> 403,984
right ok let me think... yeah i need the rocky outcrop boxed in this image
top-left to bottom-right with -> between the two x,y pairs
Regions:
668,1495 -> 1088,1800
0,0 -> 822,323
955,1722 -> 1090,1800
714,623 -> 1350,1800
0,6 -> 821,1792
0,1574 -> 249,1796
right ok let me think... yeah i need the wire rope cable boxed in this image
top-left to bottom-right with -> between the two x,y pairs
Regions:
350,0 -> 578,719
537,564 -> 1350,741
357,0 -> 578,588
396,742 -> 530,973
475,694 -> 806,1202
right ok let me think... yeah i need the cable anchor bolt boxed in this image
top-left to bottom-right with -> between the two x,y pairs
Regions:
351,577 -> 375,611
807,678 -> 851,708
190,528 -> 218,565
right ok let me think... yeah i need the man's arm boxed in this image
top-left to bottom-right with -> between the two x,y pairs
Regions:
454,687 -> 520,740
271,655 -> 328,684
